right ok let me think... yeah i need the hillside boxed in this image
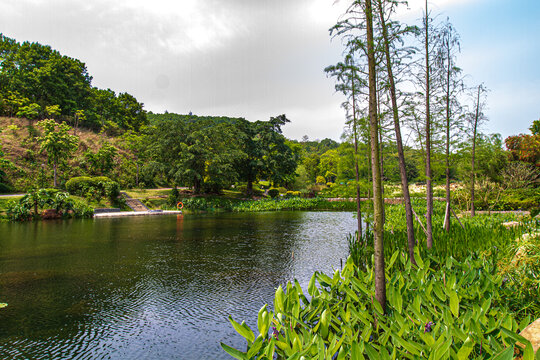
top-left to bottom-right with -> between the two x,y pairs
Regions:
0,117 -> 136,192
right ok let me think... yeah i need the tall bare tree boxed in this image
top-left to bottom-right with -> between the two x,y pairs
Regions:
365,0 -> 387,312
423,0 -> 434,248
470,84 -> 488,217
374,0 -> 417,264
436,19 -> 464,231
325,55 -> 366,239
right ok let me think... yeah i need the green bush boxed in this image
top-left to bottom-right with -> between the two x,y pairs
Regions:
65,176 -> 119,201
268,188 -> 280,198
222,252 -> 536,359
65,176 -> 94,194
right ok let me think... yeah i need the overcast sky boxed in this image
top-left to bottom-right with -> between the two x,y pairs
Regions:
1,0 -> 538,142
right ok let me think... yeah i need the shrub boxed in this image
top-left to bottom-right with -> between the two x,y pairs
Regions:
316,176 -> 326,184
267,188 -> 280,198
65,176 -> 94,194
285,191 -> 301,198
65,176 -> 119,201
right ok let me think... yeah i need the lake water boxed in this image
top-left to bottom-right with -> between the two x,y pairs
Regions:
0,211 -> 356,359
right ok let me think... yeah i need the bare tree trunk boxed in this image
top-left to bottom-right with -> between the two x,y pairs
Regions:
376,0 -> 416,264
424,0 -> 434,249
365,0 -> 386,313
471,85 -> 481,217
351,68 -> 363,240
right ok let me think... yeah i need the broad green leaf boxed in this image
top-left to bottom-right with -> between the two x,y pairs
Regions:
456,337 -> 474,360
449,291 -> 459,318
414,247 -> 424,269
523,341 -> 534,360
364,343 -> 380,360
391,330 -> 421,355
387,251 -> 399,270
246,337 -> 264,359
220,342 -> 247,360
350,341 -> 365,360
308,273 -> 318,296
257,304 -> 268,337
491,346 -> 514,360
229,316 -> 255,343
275,285 -> 285,314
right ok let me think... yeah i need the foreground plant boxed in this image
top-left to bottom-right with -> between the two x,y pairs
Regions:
222,251 -> 537,359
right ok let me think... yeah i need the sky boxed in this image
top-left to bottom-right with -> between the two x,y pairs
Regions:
0,0 -> 538,142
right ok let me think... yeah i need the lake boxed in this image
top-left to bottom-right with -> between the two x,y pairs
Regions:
0,211 -> 356,359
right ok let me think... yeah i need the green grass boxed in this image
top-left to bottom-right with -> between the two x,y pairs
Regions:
123,188 -> 172,199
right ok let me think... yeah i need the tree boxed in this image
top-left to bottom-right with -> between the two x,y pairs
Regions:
319,149 -> 339,183
365,0 -> 387,313
117,92 -> 147,131
120,130 -> 147,187
325,55 -> 365,239
530,119 -> 540,136
146,114 -> 245,193
74,109 -> 86,133
436,19 -> 464,231
505,119 -> 540,168
37,119 -> 79,187
375,0 -> 417,263
45,105 -> 61,119
83,142 -> 118,176
423,0 -> 435,249
16,103 -> 41,120
469,84 -> 488,216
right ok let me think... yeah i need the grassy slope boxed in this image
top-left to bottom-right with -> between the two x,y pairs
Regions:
0,117 -> 134,192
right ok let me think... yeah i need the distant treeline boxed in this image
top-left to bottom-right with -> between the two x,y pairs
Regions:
0,34 -> 147,132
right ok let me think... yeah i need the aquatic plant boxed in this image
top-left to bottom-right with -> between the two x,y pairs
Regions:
222,252 -> 537,359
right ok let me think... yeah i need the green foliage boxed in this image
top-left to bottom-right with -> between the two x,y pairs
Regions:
44,104 -> 61,118
316,176 -> 326,184
319,181 -> 370,198
498,230 -> 540,302
36,119 -> 78,186
223,252 -> 535,359
453,185 -> 540,211
6,124 -> 19,136
5,188 -> 93,221
236,184 -> 264,197
16,103 -> 40,119
285,191 -> 301,198
82,141 -> 118,176
232,197 -> 356,212
268,188 -> 280,198
65,176 -> 119,201
0,34 -> 147,131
